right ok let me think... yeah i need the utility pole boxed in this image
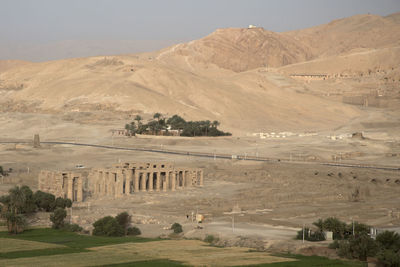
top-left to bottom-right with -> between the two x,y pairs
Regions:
232,214 -> 234,232
302,224 -> 305,243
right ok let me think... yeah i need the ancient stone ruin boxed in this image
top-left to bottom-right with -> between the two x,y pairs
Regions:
38,161 -> 203,202
38,170 -> 83,202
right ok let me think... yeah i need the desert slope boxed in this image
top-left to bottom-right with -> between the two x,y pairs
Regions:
284,14 -> 400,58
4,13 -> 400,134
0,54 -> 360,134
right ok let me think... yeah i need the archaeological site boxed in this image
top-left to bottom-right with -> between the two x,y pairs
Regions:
39,162 -> 203,201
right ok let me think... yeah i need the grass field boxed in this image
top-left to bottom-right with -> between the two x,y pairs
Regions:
0,229 -> 365,266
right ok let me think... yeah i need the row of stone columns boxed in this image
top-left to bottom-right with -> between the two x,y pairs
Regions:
92,168 -> 203,198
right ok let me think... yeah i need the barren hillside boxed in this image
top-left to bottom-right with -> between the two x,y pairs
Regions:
284,13 -> 400,58
2,12 -> 400,134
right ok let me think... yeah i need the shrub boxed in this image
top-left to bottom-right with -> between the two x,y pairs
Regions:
329,240 -> 340,249
64,198 -> 72,208
116,212 -> 130,233
127,226 -> 141,236
92,216 -> 124,237
204,234 -> 219,244
338,234 -> 378,261
34,191 -> 56,212
50,208 -> 67,229
5,212 -> 26,234
62,223 -> 83,232
171,223 -> 183,234
376,231 -> 400,251
376,249 -> 400,267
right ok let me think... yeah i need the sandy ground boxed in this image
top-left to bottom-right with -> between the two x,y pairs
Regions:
0,110 -> 399,252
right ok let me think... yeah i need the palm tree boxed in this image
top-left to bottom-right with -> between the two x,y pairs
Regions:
153,113 -> 162,121
134,115 -> 142,125
9,186 -> 26,214
212,120 -> 220,128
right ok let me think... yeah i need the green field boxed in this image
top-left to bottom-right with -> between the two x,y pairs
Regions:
0,229 -> 364,266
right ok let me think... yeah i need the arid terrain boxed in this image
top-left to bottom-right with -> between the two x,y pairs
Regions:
1,12 -> 400,256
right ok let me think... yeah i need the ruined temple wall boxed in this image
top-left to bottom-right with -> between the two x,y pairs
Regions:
38,170 -> 84,202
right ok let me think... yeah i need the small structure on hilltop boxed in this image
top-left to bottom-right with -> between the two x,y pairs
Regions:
38,161 -> 204,202
248,25 -> 257,29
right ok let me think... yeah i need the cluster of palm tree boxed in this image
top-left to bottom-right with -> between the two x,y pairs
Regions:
125,113 -> 231,137
0,186 -> 72,234
0,186 -> 32,234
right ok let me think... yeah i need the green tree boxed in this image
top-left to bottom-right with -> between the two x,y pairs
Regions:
376,231 -> 400,251
377,249 -> 400,267
92,216 -> 124,237
115,212 -> 130,235
134,115 -> 142,125
5,212 -> 26,234
153,113 -> 162,121
9,186 -> 26,214
20,186 -> 36,213
167,115 -> 186,130
127,226 -> 141,236
34,191 -> 56,211
50,208 -> 67,229
171,222 -> 183,234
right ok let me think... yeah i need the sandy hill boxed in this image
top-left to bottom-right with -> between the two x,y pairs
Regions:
156,27 -> 313,72
284,13 -> 400,58
0,60 -> 31,73
0,55 -> 361,134
156,13 -> 400,73
2,12 -> 400,134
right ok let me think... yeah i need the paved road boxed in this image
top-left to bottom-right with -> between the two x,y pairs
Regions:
1,140 -> 399,171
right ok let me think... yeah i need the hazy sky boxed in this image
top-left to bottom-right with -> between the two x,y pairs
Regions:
1,0 -> 399,61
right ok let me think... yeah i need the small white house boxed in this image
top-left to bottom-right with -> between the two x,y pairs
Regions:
248,25 -> 257,29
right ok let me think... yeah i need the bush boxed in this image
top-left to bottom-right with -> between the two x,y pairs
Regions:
377,249 -> 400,267
376,231 -> 400,251
62,223 -> 83,232
171,223 -> 183,234
116,212 -> 130,233
5,212 -> 26,234
34,191 -> 56,212
338,234 -> 378,261
50,208 -> 67,229
92,216 -> 124,237
329,240 -> 340,249
65,198 -> 72,208
19,186 -> 36,213
204,234 -> 219,244
296,227 -> 325,242
127,226 -> 141,236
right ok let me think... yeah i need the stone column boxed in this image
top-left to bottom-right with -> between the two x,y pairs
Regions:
141,172 -> 147,192
67,173 -> 73,201
77,177 -> 83,202
115,170 -> 123,198
171,171 -> 176,191
155,172 -> 160,192
126,170 -> 133,195
163,172 -> 168,192
134,171 -> 139,192
182,170 -> 186,188
148,172 -> 153,192
199,170 -> 204,186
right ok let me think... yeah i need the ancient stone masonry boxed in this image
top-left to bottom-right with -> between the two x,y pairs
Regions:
88,162 -> 203,199
38,162 -> 203,202
38,170 -> 83,202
